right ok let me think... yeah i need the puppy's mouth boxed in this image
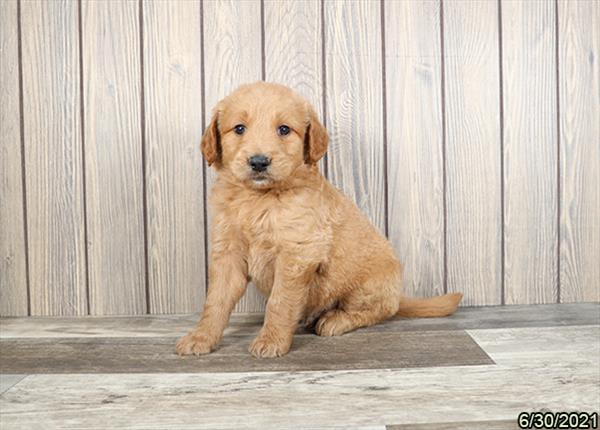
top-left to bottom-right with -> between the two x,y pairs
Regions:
248,172 -> 273,186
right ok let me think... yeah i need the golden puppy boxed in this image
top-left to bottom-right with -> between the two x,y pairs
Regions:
177,82 -> 462,358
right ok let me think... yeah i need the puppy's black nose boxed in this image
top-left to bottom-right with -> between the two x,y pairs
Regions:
248,154 -> 271,172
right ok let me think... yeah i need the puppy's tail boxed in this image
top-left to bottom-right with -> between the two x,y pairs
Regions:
397,293 -> 463,318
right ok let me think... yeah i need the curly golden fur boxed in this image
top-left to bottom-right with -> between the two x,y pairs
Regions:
176,82 -> 462,358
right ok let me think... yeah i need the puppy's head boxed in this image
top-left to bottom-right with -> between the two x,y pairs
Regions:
201,82 -> 328,189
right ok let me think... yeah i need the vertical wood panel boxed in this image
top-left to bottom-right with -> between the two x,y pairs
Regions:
558,0 -> 600,303
263,0 -> 323,171
0,0 -> 28,316
203,0 -> 264,312
83,0 -> 146,315
21,0 -> 87,315
385,0 -> 444,298
325,0 -> 386,233
143,1 -> 206,314
263,0 -> 322,106
444,0 -> 502,305
502,0 -> 558,304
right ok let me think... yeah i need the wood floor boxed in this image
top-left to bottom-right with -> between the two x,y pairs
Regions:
1,303 -> 599,429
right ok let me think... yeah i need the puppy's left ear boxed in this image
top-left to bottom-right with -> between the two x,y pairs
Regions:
304,105 -> 329,165
201,108 -> 221,166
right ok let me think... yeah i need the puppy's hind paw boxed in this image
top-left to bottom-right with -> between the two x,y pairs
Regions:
315,310 -> 353,336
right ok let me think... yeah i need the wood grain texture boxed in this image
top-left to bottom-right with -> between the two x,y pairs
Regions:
263,0 -> 324,174
0,375 -> 26,395
385,0 -> 444,299
1,303 -> 598,339
0,330 -> 492,374
21,0 -> 87,316
324,0 -> 386,232
143,1 -> 206,314
467,325 -> 600,366
443,0 -> 502,305
3,364 -> 596,430
0,0 -> 28,316
203,0 -> 265,313
1,326 -> 598,429
557,0 -> 600,303
501,0 -> 558,304
82,0 -> 146,315
388,421 -> 517,430
2,0 -> 599,316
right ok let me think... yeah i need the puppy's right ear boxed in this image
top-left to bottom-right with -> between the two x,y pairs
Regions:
201,110 -> 221,166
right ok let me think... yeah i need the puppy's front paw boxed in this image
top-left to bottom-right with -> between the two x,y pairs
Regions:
176,332 -> 216,356
249,333 -> 291,358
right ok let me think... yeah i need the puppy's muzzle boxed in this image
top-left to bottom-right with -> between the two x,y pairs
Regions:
248,154 -> 271,172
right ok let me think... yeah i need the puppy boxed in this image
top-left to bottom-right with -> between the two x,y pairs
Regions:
177,82 -> 462,358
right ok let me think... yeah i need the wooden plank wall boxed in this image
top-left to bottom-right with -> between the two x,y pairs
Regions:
0,0 -> 598,316
501,0 -> 558,304
557,0 -> 600,303
82,0 -> 146,315
325,1 -> 387,233
21,0 -> 87,316
143,1 -> 205,314
385,1 -> 445,300
0,0 -> 29,316
444,0 -> 503,306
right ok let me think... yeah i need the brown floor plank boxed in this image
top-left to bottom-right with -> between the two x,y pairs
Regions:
0,330 -> 492,374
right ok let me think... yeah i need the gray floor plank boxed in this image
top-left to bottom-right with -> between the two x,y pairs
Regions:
0,374 -> 26,395
0,330 -> 492,374
1,303 -> 598,339
1,362 -> 596,429
468,325 -> 600,366
387,420 -> 517,429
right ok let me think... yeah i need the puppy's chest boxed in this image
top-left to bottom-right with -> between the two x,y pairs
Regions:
239,206 -> 281,285
220,191 -> 325,281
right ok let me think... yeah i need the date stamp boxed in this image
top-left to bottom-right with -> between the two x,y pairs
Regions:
518,412 -> 598,429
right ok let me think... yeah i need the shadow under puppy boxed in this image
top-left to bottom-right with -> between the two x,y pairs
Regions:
177,82 -> 462,358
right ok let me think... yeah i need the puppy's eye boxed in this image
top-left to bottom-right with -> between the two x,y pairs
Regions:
233,124 -> 246,135
277,125 -> 291,136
